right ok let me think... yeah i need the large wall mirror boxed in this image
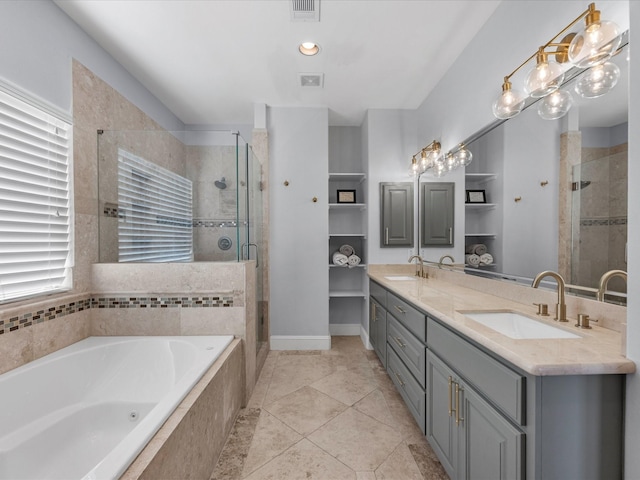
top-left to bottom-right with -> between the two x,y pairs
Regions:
461,38 -> 628,304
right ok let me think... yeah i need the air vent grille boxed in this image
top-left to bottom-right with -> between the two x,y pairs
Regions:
290,0 -> 320,22
299,73 -> 324,88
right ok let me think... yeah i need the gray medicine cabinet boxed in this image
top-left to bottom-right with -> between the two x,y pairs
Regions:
422,183 -> 454,247
380,182 -> 414,247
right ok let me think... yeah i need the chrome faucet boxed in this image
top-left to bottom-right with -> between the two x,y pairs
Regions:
532,270 -> 567,322
408,255 -> 426,278
438,255 -> 455,268
596,269 -> 627,302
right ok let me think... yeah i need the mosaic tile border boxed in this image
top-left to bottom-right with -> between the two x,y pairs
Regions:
580,216 -> 628,227
0,298 -> 92,335
0,295 -> 234,335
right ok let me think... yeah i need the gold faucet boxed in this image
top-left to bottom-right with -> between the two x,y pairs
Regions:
596,270 -> 627,302
408,255 -> 426,278
532,270 -> 567,322
438,255 -> 455,268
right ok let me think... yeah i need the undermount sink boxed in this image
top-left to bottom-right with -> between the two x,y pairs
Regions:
461,310 -> 580,340
384,275 -> 417,281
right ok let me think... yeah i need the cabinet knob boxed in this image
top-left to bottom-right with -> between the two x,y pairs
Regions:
284,180 -> 290,186
312,196 -> 318,203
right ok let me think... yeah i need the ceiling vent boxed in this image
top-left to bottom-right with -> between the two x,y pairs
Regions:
290,0 -> 320,22
299,73 -> 324,88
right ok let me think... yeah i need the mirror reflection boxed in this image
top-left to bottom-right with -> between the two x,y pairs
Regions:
462,42 -> 628,303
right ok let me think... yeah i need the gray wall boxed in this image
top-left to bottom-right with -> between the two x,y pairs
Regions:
268,106 -> 329,346
0,0 -> 182,131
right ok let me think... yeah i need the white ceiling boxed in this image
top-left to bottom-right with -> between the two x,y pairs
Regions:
54,0 -> 501,126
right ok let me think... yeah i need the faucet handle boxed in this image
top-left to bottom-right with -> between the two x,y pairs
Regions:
533,303 -> 549,316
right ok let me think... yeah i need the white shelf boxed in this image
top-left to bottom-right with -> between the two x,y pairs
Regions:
329,203 -> 366,209
329,233 -> 366,238
465,203 -> 497,208
465,233 -> 497,237
329,264 -> 366,268
329,290 -> 367,298
329,172 -> 366,183
465,173 -> 497,184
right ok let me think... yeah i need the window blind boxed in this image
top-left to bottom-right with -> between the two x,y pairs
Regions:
118,149 -> 193,262
0,90 -> 72,303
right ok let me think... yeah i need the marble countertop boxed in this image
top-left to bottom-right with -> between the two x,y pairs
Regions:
368,269 -> 635,376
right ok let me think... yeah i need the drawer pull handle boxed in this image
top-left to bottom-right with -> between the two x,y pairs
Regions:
393,369 -> 405,387
385,227 -> 389,245
371,302 -> 376,321
394,305 -> 406,315
393,336 -> 406,348
448,376 -> 454,417
455,382 -> 464,426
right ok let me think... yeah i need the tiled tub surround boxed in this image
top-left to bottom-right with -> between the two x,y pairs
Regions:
369,265 -> 634,375
0,335 -> 234,479
91,261 -> 257,403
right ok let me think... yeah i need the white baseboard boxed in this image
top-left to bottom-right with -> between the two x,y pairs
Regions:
270,335 -> 331,351
328,323 -> 361,336
360,325 -> 373,350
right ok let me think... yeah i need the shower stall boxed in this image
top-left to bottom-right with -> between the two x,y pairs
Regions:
97,129 -> 266,346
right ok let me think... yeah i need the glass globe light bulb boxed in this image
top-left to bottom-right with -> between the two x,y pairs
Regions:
538,89 -> 573,120
574,62 -> 620,98
524,51 -> 565,97
454,145 -> 473,167
492,80 -> 526,119
568,12 -> 621,68
408,156 -> 420,177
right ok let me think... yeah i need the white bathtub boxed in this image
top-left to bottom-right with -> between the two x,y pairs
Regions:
0,335 -> 234,480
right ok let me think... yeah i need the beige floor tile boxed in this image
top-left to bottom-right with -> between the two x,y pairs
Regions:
264,386 -> 348,435
263,354 -> 335,405
353,389 -> 396,428
242,410 -> 303,477
375,442 -> 424,480
355,472 -> 376,480
308,408 -> 403,471
243,439 -> 356,480
407,442 -> 450,480
210,408 -> 261,480
311,367 -> 377,406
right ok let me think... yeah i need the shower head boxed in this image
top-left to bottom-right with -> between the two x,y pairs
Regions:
214,177 -> 227,189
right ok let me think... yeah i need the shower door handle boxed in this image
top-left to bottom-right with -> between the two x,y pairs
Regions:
243,242 -> 259,268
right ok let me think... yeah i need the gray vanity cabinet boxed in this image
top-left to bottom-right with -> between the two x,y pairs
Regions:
380,182 -> 413,247
427,350 -> 523,480
369,296 -> 387,367
422,182 -> 454,246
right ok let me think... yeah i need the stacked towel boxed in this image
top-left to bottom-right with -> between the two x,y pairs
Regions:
332,244 -> 362,268
339,244 -> 354,256
465,254 -> 481,266
332,252 -> 349,266
479,253 -> 493,266
465,243 -> 487,255
347,254 -> 361,268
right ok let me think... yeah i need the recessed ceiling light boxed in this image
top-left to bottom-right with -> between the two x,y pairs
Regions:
299,42 -> 320,56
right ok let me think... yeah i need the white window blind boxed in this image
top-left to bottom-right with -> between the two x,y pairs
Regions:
118,149 -> 193,262
0,90 -> 73,303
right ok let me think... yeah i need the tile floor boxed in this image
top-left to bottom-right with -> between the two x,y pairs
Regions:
210,336 -> 449,480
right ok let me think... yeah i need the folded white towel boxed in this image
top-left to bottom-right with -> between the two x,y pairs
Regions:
347,254 -> 361,268
465,243 -> 487,256
479,253 -> 493,265
465,254 -> 481,267
332,252 -> 348,266
339,244 -> 355,256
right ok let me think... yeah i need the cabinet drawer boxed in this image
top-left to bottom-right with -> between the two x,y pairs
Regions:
387,315 -> 426,388
387,291 -> 426,342
369,281 -> 387,307
387,348 -> 426,434
427,318 -> 525,425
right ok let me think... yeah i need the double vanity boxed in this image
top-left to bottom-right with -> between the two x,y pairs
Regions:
368,265 -> 634,480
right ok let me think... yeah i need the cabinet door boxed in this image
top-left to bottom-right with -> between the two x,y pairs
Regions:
380,182 -> 414,247
426,351 -> 457,478
422,182 -> 454,246
458,383 -> 524,480
369,297 -> 386,367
